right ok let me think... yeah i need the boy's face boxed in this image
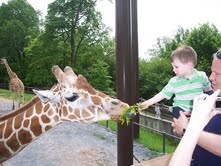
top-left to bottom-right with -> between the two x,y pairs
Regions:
209,57 -> 221,96
171,58 -> 193,77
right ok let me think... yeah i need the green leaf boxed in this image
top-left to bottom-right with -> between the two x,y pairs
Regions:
119,104 -> 144,125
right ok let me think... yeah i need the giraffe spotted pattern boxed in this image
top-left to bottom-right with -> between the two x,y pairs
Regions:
0,66 -> 128,164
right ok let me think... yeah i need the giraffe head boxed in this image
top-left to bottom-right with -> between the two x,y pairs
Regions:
0,58 -> 6,64
33,66 -> 129,123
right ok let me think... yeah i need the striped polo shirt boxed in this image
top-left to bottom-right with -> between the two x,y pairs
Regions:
161,69 -> 211,112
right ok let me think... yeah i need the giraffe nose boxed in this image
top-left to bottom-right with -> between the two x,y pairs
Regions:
111,100 -> 120,105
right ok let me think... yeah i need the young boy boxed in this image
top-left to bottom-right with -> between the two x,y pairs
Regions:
141,45 -> 213,118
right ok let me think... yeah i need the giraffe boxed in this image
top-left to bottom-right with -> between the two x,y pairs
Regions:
0,58 -> 24,109
0,65 -> 129,165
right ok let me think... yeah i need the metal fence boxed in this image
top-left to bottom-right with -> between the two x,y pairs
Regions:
132,121 -> 180,154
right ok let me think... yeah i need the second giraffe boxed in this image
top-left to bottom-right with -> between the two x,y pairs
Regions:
0,58 -> 24,109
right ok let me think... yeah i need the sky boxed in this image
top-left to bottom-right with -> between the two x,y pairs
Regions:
1,0 -> 221,59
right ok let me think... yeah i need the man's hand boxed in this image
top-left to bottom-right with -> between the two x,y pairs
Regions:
188,89 -> 221,131
171,111 -> 189,137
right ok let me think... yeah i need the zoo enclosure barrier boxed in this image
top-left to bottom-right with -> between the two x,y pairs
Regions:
132,121 -> 180,154
105,105 -> 181,155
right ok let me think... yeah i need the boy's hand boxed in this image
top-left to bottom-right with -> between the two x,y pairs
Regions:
139,101 -> 150,111
136,103 -> 145,112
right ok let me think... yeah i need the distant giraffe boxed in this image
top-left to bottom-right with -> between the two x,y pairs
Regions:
0,58 -> 24,108
0,65 -> 128,165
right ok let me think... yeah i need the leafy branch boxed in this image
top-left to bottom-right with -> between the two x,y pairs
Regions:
119,104 -> 144,125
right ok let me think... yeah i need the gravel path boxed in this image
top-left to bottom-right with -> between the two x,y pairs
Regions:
1,99 -> 160,166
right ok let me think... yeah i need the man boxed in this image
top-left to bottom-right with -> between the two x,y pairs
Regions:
172,50 -> 221,165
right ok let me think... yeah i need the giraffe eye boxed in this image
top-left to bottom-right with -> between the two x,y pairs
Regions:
65,93 -> 79,102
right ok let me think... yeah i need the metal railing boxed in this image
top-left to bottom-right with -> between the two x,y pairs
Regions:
132,121 -> 180,154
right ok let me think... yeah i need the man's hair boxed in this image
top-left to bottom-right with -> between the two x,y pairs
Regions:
214,49 -> 221,59
170,45 -> 197,66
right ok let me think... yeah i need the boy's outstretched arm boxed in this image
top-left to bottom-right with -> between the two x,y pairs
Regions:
140,92 -> 165,111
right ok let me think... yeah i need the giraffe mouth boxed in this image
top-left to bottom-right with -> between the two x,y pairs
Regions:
108,111 -> 123,122
78,117 -> 95,123
109,114 -> 121,122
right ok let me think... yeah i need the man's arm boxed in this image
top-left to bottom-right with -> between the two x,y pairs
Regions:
169,89 -> 220,166
198,131 -> 221,157
172,112 -> 221,157
169,125 -> 201,166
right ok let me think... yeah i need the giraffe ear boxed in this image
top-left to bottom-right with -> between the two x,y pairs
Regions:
33,89 -> 50,103
33,89 -> 59,103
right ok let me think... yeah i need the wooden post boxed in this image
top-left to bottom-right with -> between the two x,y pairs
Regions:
116,0 -> 139,165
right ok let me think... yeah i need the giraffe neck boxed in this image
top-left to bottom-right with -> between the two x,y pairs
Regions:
0,97 -> 62,163
3,60 -> 17,79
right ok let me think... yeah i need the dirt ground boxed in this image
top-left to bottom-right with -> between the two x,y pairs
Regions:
0,98 -> 160,166
0,97 -> 19,115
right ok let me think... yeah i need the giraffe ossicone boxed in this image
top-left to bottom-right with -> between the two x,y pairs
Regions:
0,65 -> 128,164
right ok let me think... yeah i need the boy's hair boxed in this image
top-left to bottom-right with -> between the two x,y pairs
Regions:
170,45 -> 197,67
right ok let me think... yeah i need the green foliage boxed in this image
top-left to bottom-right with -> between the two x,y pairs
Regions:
119,105 -> 143,125
0,0 -> 40,83
75,38 -> 116,92
139,58 -> 173,102
0,0 -> 39,58
85,60 -> 113,93
45,0 -> 110,65
24,33 -> 64,86
185,23 -> 221,72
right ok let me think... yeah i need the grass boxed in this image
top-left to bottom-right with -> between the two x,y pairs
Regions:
0,88 -> 178,153
98,120 -> 178,154
137,127 -> 178,153
0,88 -> 34,103
93,133 -> 107,140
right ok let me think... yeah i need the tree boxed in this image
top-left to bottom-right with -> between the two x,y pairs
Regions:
86,60 -> 113,94
0,0 -> 39,66
139,57 -> 173,101
185,23 -> 221,72
24,33 -> 63,86
0,0 -> 40,84
22,0 -> 115,87
45,0 -> 109,66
